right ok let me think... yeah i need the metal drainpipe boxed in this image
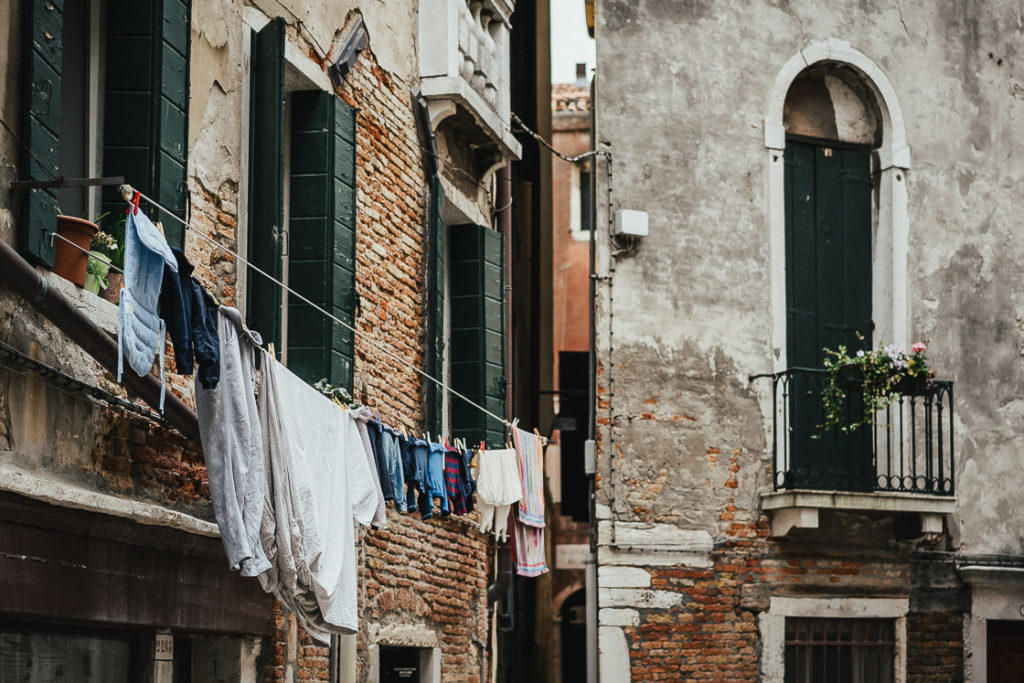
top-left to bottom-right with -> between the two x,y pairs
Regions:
500,161 -> 513,418
586,74 -> 599,683
0,237 -> 200,441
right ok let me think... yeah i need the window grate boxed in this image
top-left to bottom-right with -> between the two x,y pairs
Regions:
784,618 -> 894,683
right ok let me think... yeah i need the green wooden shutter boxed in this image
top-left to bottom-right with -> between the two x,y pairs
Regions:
103,0 -> 190,248
424,176 -> 446,435
287,91 -> 357,390
19,0 -> 64,267
450,224 -> 505,448
785,139 -> 873,489
246,18 -> 286,348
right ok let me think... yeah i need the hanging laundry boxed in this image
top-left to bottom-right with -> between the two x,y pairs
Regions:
475,448 -> 522,541
381,426 -> 407,513
411,438 -> 434,520
256,355 -> 379,640
512,428 -> 546,527
195,306 -> 268,577
444,446 -> 469,515
348,407 -> 387,529
511,428 -> 549,576
118,208 -> 178,410
512,514 -> 549,577
366,418 -> 395,503
458,445 -> 476,514
426,441 -> 450,516
159,247 -> 220,388
398,432 -> 420,514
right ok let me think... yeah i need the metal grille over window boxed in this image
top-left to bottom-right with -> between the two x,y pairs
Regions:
784,618 -> 894,683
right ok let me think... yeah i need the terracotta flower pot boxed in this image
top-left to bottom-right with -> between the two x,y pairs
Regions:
100,272 -> 123,304
53,216 -> 100,287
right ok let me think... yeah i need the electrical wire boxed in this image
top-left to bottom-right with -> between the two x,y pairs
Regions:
120,185 -> 513,430
510,112 -> 610,165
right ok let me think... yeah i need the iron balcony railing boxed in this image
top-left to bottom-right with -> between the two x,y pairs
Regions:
758,368 -> 954,495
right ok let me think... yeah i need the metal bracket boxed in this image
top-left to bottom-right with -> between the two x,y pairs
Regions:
10,175 -> 126,190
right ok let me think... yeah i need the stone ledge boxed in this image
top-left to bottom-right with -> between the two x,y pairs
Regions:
420,76 -> 522,159
959,566 -> 1024,586
762,490 -> 956,536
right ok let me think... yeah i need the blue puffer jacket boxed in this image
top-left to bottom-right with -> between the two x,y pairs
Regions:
118,209 -> 177,410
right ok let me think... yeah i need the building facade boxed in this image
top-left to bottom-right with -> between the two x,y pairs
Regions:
590,2 -> 1024,681
0,0 -> 549,680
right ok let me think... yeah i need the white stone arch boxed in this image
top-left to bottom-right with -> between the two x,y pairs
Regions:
765,39 -> 911,370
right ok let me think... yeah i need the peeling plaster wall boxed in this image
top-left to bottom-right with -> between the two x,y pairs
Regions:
593,0 -> 1024,556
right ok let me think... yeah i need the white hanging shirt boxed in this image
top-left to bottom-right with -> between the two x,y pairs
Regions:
258,355 -> 378,637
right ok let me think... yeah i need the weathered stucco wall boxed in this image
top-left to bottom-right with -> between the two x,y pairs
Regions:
594,0 -> 1024,555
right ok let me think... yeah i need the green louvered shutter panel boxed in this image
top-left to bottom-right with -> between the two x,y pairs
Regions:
287,91 -> 357,390
19,0 -> 63,267
424,176 -> 446,435
450,224 -> 505,448
246,18 -> 286,349
102,0 -> 190,249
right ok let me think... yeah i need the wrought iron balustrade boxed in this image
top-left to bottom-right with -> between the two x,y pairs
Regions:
760,368 -> 954,495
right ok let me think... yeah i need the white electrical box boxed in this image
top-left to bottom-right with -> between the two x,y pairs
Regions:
612,209 -> 649,237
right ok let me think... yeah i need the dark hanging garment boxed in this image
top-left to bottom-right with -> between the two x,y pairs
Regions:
366,420 -> 394,502
159,247 -> 220,388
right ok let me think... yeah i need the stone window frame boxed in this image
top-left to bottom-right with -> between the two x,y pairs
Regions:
765,39 -> 912,373
758,596 -> 909,682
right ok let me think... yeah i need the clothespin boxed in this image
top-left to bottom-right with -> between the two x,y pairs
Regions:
131,190 -> 140,215
268,342 -> 276,358
479,440 -> 485,453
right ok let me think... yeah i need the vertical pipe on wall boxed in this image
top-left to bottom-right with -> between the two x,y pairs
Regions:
500,161 -> 513,421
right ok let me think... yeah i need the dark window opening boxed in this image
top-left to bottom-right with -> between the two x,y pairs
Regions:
578,163 -> 592,232
0,629 -> 136,682
784,617 -> 894,683
379,645 -> 421,683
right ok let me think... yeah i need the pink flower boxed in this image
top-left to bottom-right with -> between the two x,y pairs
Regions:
911,342 -> 927,353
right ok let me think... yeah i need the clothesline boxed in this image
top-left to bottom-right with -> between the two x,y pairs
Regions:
118,184 -> 514,430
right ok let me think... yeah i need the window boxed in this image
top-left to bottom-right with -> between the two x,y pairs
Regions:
245,17 -> 357,390
569,161 -> 592,240
423,179 -> 507,446
378,644 -> 440,683
20,0 -> 191,266
448,223 -> 506,448
0,629 -> 136,681
784,618 -> 895,683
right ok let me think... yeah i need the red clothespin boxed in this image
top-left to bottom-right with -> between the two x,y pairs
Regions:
131,190 -> 141,215
479,441 -> 485,453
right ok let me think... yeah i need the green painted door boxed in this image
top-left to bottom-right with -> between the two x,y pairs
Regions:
785,139 -> 874,490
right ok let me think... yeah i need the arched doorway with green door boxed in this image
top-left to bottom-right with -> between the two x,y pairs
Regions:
781,64 -> 882,491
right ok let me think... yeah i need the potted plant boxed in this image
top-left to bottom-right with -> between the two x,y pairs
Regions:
53,212 -> 100,287
819,338 -> 934,434
86,226 -> 125,303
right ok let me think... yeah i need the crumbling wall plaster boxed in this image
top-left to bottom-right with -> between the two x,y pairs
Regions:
594,0 -> 1024,554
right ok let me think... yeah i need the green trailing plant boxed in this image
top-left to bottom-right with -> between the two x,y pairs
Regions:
313,379 -> 357,408
818,336 -> 934,435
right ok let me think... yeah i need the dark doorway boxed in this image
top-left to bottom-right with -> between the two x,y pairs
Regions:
785,138 -> 874,490
380,645 -> 421,683
988,620 -> 1024,682
560,589 -> 586,683
558,351 -> 589,521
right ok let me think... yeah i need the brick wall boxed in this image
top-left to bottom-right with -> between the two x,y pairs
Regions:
607,523 -> 965,682
257,45 -> 494,683
906,611 -> 964,682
